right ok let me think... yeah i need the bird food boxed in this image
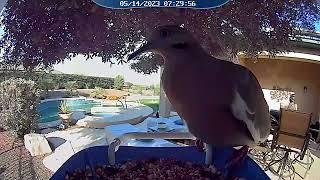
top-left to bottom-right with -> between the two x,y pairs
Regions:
64,158 -> 245,180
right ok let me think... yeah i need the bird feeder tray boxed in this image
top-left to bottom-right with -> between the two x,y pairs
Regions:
51,146 -> 269,179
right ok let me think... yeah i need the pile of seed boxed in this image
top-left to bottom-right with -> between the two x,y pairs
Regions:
65,158 -> 245,180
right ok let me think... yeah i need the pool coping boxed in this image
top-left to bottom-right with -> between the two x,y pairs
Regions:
40,96 -> 87,103
38,97 -> 153,129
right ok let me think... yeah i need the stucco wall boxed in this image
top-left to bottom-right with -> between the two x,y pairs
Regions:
240,58 -> 320,122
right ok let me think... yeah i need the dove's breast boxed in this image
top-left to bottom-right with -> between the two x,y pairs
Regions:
161,59 -> 254,146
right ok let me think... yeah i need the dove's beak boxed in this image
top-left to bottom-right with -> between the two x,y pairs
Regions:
128,42 -> 153,60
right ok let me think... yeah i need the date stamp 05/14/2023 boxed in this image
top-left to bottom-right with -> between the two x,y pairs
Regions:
119,1 -> 197,8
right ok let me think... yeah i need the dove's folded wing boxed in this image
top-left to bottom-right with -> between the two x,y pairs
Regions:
230,68 -> 270,144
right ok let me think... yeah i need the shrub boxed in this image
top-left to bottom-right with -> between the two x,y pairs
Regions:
125,82 -> 133,89
65,81 -> 79,97
59,101 -> 71,114
37,78 -> 55,92
153,84 -> 160,96
76,81 -> 86,89
65,81 -> 78,91
0,71 -> 115,91
90,87 -> 105,99
114,75 -> 125,90
58,101 -> 73,127
0,78 -> 40,138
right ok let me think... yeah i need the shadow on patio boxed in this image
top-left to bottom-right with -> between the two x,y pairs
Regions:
0,131 -> 52,180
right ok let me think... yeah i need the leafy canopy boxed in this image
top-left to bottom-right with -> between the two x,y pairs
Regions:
0,0 -> 319,74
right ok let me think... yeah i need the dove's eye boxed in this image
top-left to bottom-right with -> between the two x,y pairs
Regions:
160,30 -> 169,38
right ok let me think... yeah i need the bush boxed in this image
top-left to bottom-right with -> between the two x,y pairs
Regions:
65,81 -> 79,97
114,75 -> 125,90
37,78 -> 55,91
0,78 -> 40,138
0,71 -> 115,91
150,84 -> 160,96
125,82 -> 133,89
131,85 -> 145,95
65,81 -> 78,91
90,87 -> 105,99
76,81 -> 86,89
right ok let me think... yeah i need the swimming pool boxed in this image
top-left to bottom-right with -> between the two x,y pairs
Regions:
38,99 -> 102,123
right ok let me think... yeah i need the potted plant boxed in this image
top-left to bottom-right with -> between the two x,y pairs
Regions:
58,101 -> 73,127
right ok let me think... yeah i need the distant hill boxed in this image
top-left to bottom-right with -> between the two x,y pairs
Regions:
51,70 -> 64,74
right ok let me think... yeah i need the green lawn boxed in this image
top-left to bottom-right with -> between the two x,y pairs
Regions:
139,99 -> 159,112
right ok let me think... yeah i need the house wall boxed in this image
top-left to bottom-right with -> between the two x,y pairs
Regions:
240,58 -> 320,123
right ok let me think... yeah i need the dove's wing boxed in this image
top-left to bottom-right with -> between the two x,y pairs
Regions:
230,66 -> 271,143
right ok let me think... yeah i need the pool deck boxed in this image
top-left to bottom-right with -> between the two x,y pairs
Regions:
42,115 -> 187,172
39,98 -> 153,172
43,127 -> 108,172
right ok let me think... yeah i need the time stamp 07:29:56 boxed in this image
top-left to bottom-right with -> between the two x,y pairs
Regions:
119,1 -> 197,7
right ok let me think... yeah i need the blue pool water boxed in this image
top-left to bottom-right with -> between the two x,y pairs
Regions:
38,99 -> 102,123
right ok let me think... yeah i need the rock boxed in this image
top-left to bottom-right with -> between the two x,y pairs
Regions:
38,120 -> 62,129
40,128 -> 57,134
71,110 -> 86,124
46,137 -> 67,151
24,133 -> 52,156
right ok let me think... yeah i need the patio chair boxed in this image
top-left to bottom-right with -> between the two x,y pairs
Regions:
266,109 -> 313,179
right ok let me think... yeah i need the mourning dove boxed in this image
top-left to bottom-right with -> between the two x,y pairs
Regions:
128,25 -> 271,175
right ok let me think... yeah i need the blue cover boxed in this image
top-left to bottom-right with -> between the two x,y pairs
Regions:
51,146 -> 270,180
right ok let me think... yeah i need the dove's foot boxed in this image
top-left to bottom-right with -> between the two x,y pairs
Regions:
224,145 -> 249,177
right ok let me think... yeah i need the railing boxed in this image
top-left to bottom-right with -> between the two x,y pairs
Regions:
107,132 -> 211,166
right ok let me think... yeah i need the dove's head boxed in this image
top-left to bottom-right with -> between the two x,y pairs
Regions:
128,25 -> 198,61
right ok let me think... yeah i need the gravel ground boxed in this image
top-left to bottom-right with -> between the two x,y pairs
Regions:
0,131 -> 53,180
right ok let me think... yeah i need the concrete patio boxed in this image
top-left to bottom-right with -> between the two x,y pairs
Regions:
251,141 -> 320,180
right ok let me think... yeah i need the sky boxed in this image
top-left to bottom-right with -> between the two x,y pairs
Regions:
54,55 -> 161,85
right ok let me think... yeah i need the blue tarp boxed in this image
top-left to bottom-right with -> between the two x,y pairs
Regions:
51,146 -> 269,180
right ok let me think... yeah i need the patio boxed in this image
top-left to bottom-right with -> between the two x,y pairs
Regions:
106,114 -> 320,179
249,141 -> 320,180
3,110 -> 320,179
44,113 -> 320,179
